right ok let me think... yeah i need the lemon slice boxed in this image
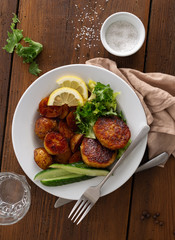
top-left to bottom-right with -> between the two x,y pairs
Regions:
56,75 -> 88,100
48,87 -> 84,107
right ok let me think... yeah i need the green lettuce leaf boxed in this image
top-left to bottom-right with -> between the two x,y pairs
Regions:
116,139 -> 131,159
75,82 -> 120,138
16,37 -> 43,63
3,13 -> 23,53
29,61 -> 42,76
3,14 -> 43,76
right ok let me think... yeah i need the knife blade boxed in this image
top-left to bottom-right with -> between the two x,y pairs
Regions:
54,197 -> 73,208
135,152 -> 169,173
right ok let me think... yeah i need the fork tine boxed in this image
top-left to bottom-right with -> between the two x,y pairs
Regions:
73,200 -> 90,223
71,199 -> 87,221
68,198 -> 83,219
76,203 -> 93,225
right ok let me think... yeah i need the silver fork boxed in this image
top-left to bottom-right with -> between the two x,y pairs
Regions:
68,125 -> 150,224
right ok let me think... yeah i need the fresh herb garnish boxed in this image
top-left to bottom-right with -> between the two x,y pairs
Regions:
16,37 -> 43,63
75,81 -> 120,138
29,61 -> 42,76
3,13 -> 23,53
3,14 -> 43,76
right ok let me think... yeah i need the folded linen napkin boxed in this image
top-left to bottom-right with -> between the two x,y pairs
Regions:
86,58 -> 175,161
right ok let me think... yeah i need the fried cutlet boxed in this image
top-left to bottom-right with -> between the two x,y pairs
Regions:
80,137 -> 117,168
93,116 -> 131,150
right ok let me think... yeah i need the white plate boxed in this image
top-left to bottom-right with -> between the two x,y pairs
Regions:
12,64 -> 147,200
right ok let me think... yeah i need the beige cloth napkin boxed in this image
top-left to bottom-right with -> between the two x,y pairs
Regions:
86,58 -> 175,160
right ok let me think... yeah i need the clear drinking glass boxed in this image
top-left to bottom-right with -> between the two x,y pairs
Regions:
0,172 -> 31,225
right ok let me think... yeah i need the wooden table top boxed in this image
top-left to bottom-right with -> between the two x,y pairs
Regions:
0,0 -> 175,239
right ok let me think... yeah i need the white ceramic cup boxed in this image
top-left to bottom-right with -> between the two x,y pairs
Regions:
100,12 -> 145,57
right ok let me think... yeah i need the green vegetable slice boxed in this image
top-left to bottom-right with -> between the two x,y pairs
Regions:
34,168 -> 70,180
49,163 -> 109,176
40,174 -> 94,186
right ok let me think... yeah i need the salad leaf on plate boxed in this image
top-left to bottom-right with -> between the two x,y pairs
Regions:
117,139 -> 131,159
75,81 -> 120,138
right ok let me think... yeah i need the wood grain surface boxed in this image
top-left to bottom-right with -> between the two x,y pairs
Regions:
128,1 -> 175,239
0,0 -> 174,239
0,0 -> 18,168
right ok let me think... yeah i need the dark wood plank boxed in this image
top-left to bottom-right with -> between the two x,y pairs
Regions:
0,0 -> 18,167
0,0 -> 150,239
128,0 -> 175,239
145,0 -> 175,74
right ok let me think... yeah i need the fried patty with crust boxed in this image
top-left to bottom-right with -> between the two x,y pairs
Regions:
93,116 -> 131,150
80,138 -> 117,168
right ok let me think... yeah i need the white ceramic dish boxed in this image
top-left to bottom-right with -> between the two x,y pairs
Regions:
12,64 -> 147,200
100,12 -> 145,57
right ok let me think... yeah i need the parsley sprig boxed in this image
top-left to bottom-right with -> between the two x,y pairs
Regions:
3,14 -> 43,76
3,14 -> 23,53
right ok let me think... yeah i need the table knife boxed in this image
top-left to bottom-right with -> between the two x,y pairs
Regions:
135,152 -> 169,173
54,152 -> 169,208
54,197 -> 73,208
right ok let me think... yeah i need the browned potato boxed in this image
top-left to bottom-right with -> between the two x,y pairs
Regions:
54,150 -> 72,164
39,96 -> 62,118
80,138 -> 117,168
70,133 -> 84,153
59,104 -> 69,119
69,151 -> 82,163
44,132 -> 71,162
58,120 -> 74,139
35,117 -> 58,139
66,111 -> 78,131
34,147 -> 53,169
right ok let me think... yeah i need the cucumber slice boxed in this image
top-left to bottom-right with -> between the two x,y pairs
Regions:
49,163 -> 109,176
40,174 -> 94,186
50,162 -> 89,169
34,168 -> 70,180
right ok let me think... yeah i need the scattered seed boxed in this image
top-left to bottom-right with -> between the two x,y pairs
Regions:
156,212 -> 160,217
159,221 -> 164,226
142,210 -> 148,216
